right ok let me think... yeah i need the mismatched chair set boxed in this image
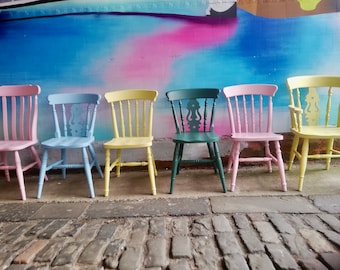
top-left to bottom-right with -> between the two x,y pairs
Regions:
1,75 -> 340,200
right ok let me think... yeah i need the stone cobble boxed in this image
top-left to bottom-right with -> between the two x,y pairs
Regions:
0,196 -> 339,269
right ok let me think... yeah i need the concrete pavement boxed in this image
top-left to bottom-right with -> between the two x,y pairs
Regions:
0,162 -> 339,269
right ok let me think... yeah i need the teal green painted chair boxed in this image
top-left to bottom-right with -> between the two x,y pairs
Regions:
166,88 -> 227,193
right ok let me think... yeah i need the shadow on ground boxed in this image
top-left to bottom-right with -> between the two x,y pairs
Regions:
0,161 -> 339,202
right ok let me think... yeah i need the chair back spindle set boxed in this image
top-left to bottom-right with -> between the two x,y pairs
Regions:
1,75 -> 338,199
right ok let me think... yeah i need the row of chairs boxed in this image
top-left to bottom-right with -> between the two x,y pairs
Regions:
1,75 -> 340,200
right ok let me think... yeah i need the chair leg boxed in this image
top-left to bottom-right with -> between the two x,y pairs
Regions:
82,147 -> 95,198
264,141 -> 273,173
14,151 -> 26,201
0,152 -> 11,182
170,143 -> 181,194
116,149 -> 122,177
1,152 -> 10,182
227,143 -> 235,173
213,142 -> 226,192
177,143 -> 184,174
288,135 -> 299,170
104,149 -> 111,197
274,141 -> 287,192
230,142 -> 241,192
37,149 -> 49,199
61,149 -> 66,179
152,151 -> 158,177
299,138 -> 309,191
325,138 -> 334,170
30,145 -> 40,166
207,142 -> 218,173
146,147 -> 157,195
88,144 -> 103,178
30,146 -> 48,181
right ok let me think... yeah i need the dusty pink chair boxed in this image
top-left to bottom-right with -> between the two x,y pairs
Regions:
0,85 -> 42,200
222,84 -> 287,192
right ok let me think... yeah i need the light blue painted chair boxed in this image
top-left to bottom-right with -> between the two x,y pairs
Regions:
37,93 -> 103,199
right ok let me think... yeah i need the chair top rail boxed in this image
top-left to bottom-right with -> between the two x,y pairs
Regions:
166,88 -> 219,101
0,85 -> 40,96
223,84 -> 278,97
48,93 -> 101,105
105,89 -> 158,103
286,75 -> 340,89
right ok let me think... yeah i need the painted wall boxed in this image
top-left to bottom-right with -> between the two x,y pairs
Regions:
1,0 -> 340,162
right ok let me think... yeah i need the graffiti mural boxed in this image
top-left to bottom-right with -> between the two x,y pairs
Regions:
1,0 -> 340,140
238,0 -> 340,18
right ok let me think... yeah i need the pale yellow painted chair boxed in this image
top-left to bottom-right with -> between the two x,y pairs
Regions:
286,75 -> 340,191
103,89 -> 158,196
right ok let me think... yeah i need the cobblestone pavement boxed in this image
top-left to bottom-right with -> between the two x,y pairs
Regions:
0,195 -> 339,270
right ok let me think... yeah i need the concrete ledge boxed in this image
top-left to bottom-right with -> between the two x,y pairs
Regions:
210,196 -> 321,214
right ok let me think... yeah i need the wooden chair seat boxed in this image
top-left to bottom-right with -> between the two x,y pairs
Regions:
104,137 -> 153,148
173,132 -> 220,143
230,132 -> 283,141
42,136 -> 95,148
292,126 -> 340,138
0,140 -> 39,151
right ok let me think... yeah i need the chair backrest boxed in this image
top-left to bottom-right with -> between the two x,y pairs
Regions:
48,93 -> 101,138
286,75 -> 340,127
104,89 -> 158,138
222,84 -> 278,134
0,85 -> 40,141
166,88 -> 220,133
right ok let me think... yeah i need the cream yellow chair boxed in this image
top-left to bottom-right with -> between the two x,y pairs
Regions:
103,89 -> 158,196
286,75 -> 340,191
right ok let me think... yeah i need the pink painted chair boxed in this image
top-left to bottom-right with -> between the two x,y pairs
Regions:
0,85 -> 42,200
222,84 -> 287,192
